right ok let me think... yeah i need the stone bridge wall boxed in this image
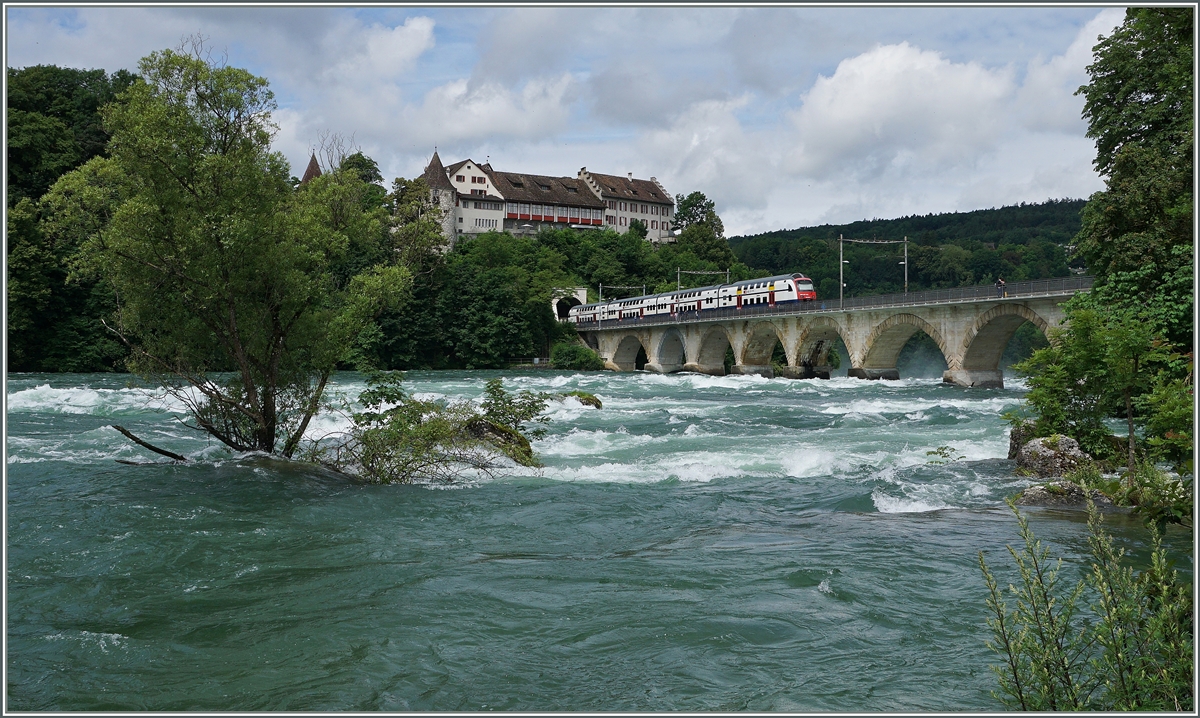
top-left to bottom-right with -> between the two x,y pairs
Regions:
581,297 -> 1068,388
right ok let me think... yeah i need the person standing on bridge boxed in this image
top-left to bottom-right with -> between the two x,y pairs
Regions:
996,277 -> 1006,298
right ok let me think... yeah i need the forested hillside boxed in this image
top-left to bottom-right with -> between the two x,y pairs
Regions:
729,200 -> 1083,299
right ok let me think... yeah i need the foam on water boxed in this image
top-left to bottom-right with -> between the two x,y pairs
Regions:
8,383 -> 191,416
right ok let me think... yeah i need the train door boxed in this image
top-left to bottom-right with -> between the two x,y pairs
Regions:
768,282 -> 776,307
736,287 -> 743,309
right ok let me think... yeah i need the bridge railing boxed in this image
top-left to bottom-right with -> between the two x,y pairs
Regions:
573,275 -> 1093,330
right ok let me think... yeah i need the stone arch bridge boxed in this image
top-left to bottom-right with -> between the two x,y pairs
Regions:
576,277 -> 1092,388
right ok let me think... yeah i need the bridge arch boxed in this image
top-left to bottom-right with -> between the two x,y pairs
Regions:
609,333 -> 649,371
795,317 -> 849,371
860,313 -> 950,375
740,320 -> 789,366
653,328 -> 686,371
959,303 -> 1050,372
686,325 -> 733,375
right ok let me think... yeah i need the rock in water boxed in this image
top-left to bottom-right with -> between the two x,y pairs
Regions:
1007,421 -> 1034,460
464,419 -> 539,467
1014,481 -> 1114,508
1017,435 -> 1090,478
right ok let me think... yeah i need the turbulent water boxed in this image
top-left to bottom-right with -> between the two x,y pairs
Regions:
6,370 -> 1191,711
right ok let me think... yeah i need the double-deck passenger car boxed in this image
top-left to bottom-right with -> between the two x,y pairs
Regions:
568,273 -> 817,324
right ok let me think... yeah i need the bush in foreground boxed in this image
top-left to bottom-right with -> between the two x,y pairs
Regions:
979,499 -> 1192,711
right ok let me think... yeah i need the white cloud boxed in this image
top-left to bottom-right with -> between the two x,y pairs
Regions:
5,6 -> 1120,235
323,16 -> 435,86
1015,8 -> 1124,133
787,42 -> 1017,180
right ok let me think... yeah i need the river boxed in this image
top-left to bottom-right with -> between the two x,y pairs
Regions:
6,370 -> 1191,711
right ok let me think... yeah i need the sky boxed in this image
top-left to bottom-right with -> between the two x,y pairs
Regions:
6,5 -> 1127,236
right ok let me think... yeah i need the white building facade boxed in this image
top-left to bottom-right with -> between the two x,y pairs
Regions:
421,153 -> 674,245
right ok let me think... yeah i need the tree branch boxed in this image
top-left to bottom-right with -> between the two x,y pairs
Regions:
111,424 -> 188,462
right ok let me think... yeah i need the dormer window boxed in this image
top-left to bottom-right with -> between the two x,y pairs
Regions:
510,180 -> 524,187
566,187 -> 577,193
538,184 -> 550,191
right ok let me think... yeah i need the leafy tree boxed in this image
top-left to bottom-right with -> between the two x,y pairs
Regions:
550,342 -> 605,370
627,217 -> 648,239
6,64 -> 138,206
70,45 -> 407,456
1009,7 -> 1193,468
675,221 -> 736,268
1078,8 -> 1193,177
673,190 -> 723,236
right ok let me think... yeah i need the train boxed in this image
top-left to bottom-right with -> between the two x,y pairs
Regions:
568,273 -> 817,324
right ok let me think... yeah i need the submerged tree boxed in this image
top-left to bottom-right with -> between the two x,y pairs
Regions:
67,42 -> 408,457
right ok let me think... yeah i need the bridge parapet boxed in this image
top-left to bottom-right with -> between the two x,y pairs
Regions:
578,276 -> 1092,388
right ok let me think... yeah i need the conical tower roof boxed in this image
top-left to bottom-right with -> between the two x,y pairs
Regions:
422,150 -> 455,192
300,153 -> 322,185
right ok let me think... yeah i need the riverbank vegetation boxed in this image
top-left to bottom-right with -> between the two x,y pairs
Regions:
729,199 -> 1081,299
979,501 -> 1192,711
982,8 -> 1194,711
1005,7 -> 1193,509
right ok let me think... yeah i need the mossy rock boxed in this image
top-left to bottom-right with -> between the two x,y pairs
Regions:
559,390 -> 602,409
464,419 -> 540,467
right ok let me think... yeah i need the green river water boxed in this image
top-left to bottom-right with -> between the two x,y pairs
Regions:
6,370 -> 1191,711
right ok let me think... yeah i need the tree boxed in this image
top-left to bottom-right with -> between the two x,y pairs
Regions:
627,217 -> 648,239
70,44 -> 407,457
6,64 -> 138,206
1074,7 -> 1193,349
6,65 -> 139,372
673,191 -> 722,235
1078,8 -> 1193,177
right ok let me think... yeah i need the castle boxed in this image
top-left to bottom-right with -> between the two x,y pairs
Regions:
421,152 -> 676,245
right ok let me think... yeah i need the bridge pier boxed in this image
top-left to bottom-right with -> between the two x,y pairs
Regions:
778,365 -> 831,379
731,363 -> 774,378
682,362 -> 725,376
848,367 -> 901,381
943,369 -> 1004,389
644,362 -> 684,374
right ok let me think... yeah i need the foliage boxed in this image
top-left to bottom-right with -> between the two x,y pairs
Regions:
480,377 -> 549,440
306,372 -> 546,484
69,45 -> 407,456
673,190 -> 724,237
926,445 -> 966,464
6,64 -> 139,372
1009,8 -> 1193,473
729,199 -> 1082,297
6,64 -> 138,206
551,342 -> 606,371
979,500 -> 1193,711
1077,8 -> 1193,178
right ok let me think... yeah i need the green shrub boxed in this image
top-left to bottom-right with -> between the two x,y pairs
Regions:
550,342 -> 605,371
979,499 -> 1193,711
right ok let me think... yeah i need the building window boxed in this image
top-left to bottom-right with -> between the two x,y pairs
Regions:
456,175 -> 465,182
471,189 -> 485,196
458,217 -> 463,223
652,220 -> 657,229
620,216 -> 626,226
520,203 -> 530,215
569,207 -> 580,219
651,206 -> 658,215
641,204 -> 647,213
606,215 -> 616,224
